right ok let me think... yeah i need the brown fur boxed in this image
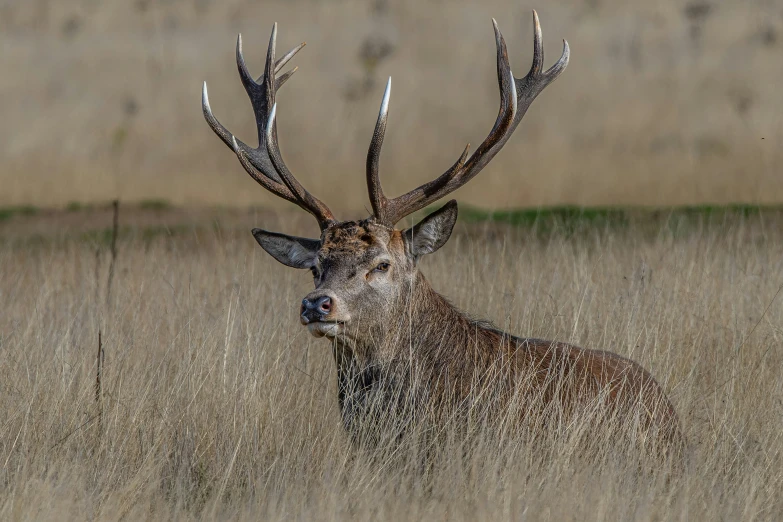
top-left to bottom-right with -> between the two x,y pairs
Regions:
293,218 -> 684,454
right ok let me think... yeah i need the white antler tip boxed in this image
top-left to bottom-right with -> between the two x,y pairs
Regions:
202,82 -> 211,110
381,77 -> 391,113
374,78 -> 391,122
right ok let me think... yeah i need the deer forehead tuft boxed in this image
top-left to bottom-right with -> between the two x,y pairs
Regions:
320,221 -> 390,255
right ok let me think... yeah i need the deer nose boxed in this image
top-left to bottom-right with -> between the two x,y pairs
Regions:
300,296 -> 332,324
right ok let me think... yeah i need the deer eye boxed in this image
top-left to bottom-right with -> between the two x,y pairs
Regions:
310,267 -> 320,279
373,262 -> 390,273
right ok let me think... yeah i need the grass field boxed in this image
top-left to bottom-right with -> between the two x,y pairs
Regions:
2,0 -> 781,209
3,1 -> 781,518
1,205 -> 781,520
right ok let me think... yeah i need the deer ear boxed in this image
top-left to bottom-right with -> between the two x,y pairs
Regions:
252,229 -> 320,269
403,200 -> 458,259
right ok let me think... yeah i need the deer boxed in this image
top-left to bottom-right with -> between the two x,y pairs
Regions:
202,12 -> 683,455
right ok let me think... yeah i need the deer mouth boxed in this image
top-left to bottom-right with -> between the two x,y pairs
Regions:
306,321 -> 345,338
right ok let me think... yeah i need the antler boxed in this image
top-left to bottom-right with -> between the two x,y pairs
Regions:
203,24 -> 336,230
366,11 -> 570,226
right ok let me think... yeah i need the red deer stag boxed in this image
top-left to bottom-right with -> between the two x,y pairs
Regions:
202,12 -> 683,452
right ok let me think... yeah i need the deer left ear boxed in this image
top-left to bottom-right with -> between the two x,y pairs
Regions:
252,229 -> 320,269
403,200 -> 458,259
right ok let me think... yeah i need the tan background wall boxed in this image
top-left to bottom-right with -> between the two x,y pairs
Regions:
1,0 -> 781,213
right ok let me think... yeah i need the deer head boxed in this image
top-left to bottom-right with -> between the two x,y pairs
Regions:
202,12 -> 568,348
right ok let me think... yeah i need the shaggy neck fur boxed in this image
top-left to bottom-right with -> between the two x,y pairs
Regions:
330,271 -> 508,438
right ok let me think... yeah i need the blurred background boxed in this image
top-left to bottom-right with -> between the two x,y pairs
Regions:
1,0 -> 781,213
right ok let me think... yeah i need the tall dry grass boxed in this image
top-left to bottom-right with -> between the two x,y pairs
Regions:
0,209 -> 782,520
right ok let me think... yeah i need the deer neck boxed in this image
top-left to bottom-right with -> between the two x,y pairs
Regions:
330,271 -> 505,435
333,271 -> 498,369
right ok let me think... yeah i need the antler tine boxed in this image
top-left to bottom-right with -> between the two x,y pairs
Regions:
203,24 -> 336,230
492,17 -> 517,124
513,10 -> 570,125
266,104 -> 337,229
275,65 -> 298,89
529,11 -> 544,77
272,42 -> 306,76
202,81 -> 238,154
231,136 -> 299,205
375,18 -> 516,225
257,26 -> 335,229
366,77 -> 392,223
375,12 -> 567,226
203,81 -> 296,203
365,77 -> 474,225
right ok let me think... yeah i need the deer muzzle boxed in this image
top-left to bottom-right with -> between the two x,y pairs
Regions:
300,295 -> 333,325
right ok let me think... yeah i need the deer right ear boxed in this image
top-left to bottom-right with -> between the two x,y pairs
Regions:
403,200 -> 459,260
252,229 -> 320,269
